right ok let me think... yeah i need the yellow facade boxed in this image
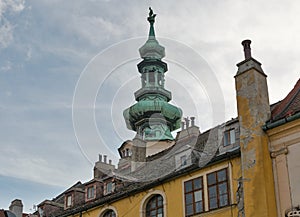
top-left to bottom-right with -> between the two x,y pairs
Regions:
267,118 -> 300,217
70,157 -> 241,217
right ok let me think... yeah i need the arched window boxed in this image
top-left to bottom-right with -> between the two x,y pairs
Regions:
146,194 -> 164,217
102,210 -> 116,217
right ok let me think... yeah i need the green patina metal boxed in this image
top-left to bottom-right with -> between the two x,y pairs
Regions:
123,8 -> 182,141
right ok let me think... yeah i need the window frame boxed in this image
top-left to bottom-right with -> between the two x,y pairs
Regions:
102,209 -> 116,217
65,194 -> 73,208
183,176 -> 204,216
86,185 -> 95,200
182,166 -> 232,216
145,194 -> 164,217
224,129 -> 236,146
207,168 -> 230,210
181,155 -> 187,166
104,181 -> 115,195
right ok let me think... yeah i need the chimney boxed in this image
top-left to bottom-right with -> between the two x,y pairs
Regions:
99,154 -> 102,162
235,39 -> 275,216
103,155 -> 107,164
181,121 -> 185,130
184,117 -> 190,128
190,117 -> 195,126
9,199 -> 23,217
241,39 -> 252,60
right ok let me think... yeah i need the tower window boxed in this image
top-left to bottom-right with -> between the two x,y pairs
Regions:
148,72 -> 155,84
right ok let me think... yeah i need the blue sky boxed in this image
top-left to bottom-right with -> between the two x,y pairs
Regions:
0,0 -> 299,213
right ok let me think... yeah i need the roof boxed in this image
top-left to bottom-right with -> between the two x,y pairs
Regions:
55,147 -> 240,217
271,79 -> 300,121
38,181 -> 83,207
41,118 -> 241,217
0,210 -> 16,217
0,210 -> 6,217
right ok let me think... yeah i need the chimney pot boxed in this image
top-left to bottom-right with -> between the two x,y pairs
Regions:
181,122 -> 185,130
99,154 -> 102,162
184,117 -> 190,128
241,39 -> 252,60
190,117 -> 195,126
103,155 -> 107,164
109,159 -> 112,165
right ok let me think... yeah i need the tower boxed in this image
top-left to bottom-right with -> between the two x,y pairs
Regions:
123,8 -> 182,141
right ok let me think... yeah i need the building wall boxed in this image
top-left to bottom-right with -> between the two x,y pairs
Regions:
267,118 -> 300,217
68,157 -> 241,217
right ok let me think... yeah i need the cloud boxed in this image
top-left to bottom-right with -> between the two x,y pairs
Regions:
0,0 -> 25,48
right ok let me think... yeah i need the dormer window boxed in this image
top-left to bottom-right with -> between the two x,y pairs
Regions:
181,155 -> 187,166
125,148 -> 132,157
224,129 -> 235,146
104,181 -> 115,195
65,194 -> 72,208
87,186 -> 95,200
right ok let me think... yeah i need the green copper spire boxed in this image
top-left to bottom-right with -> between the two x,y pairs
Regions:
123,8 -> 182,141
139,7 -> 165,60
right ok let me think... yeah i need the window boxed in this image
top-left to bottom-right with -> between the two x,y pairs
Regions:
184,177 -> 204,216
146,194 -> 164,217
66,195 -> 72,207
224,129 -> 235,146
107,182 -> 112,193
103,210 -> 116,217
148,72 -> 155,84
87,186 -> 95,199
207,168 -> 229,210
181,155 -> 187,166
105,182 -> 115,195
125,148 -> 132,157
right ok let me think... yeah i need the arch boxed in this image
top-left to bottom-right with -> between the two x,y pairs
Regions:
99,206 -> 118,217
140,190 -> 167,217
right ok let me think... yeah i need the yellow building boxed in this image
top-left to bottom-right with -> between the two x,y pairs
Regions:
264,79 -> 300,217
36,8 -> 294,217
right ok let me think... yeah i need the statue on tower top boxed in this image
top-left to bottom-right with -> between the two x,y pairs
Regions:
148,7 -> 156,23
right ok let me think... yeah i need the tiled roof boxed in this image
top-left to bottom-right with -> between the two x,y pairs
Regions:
271,79 -> 300,121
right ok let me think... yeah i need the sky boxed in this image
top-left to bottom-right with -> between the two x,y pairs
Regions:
0,0 -> 299,213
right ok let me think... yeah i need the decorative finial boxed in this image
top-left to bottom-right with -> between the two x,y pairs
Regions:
148,7 -> 156,23
241,39 -> 252,60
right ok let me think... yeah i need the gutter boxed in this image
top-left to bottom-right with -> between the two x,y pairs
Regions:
262,112 -> 300,130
